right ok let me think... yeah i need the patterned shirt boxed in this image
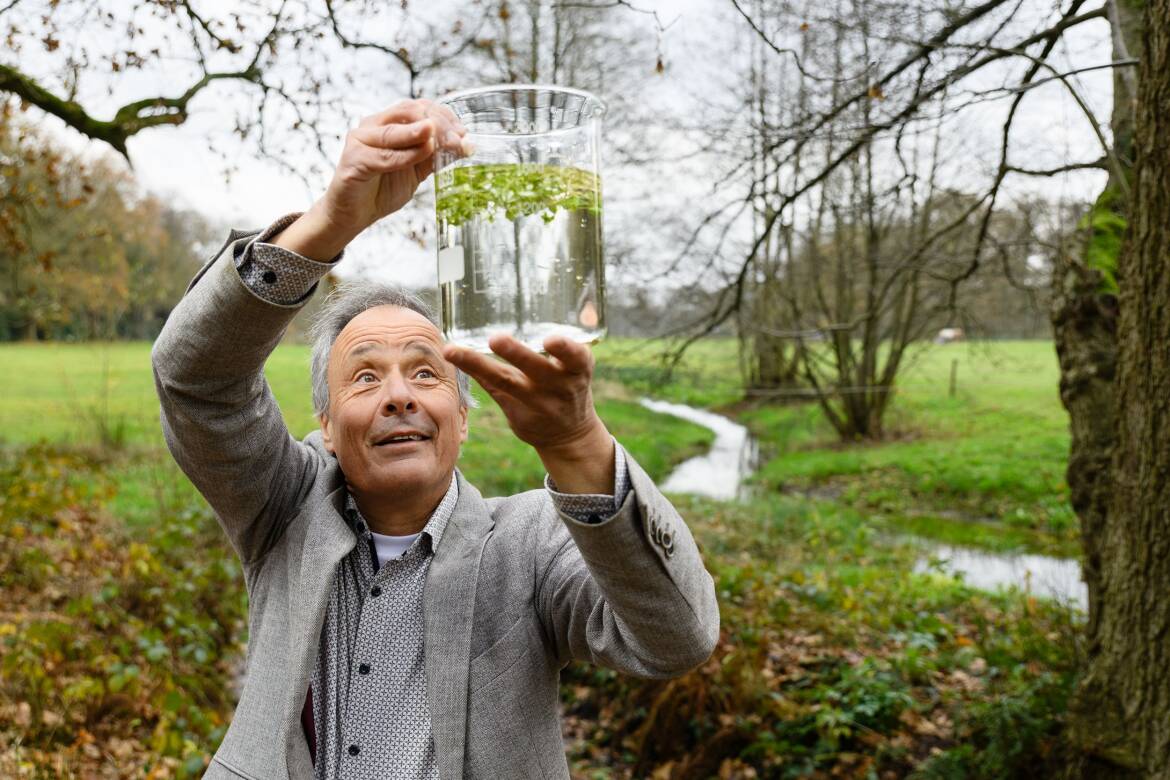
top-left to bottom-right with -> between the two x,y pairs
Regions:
234,216 -> 631,777
309,482 -> 456,779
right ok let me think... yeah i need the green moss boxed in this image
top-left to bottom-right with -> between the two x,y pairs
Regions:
435,163 -> 601,226
1077,187 -> 1126,295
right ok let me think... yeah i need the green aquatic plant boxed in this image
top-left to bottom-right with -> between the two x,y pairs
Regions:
435,163 -> 601,226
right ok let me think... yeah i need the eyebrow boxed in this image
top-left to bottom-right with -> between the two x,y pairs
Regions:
343,340 -> 444,365
347,343 -> 382,360
403,341 -> 444,361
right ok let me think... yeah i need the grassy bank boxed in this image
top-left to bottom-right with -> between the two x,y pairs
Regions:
564,492 -> 1078,778
594,338 -> 1075,557
561,338 -> 1082,777
739,342 -> 1075,557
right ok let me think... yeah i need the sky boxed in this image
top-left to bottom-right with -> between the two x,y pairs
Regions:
20,0 -> 1117,291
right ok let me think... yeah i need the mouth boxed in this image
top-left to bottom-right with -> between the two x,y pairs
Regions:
373,431 -> 432,447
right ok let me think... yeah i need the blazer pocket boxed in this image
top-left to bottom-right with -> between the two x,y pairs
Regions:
206,756 -> 262,780
469,614 -> 535,694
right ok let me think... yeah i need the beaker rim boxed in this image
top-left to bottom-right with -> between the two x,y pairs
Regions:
437,83 -> 607,117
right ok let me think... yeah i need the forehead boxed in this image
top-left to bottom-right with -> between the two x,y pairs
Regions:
333,305 -> 443,358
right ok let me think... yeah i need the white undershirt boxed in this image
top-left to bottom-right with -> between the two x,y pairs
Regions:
369,530 -> 421,567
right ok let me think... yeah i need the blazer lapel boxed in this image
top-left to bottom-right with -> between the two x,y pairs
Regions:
285,482 -> 357,776
425,472 -> 494,780
288,483 -> 356,659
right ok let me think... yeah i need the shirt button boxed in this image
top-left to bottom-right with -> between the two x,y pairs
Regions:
358,663 -> 371,675
370,586 -> 382,597
262,270 -> 277,284
348,744 -> 360,756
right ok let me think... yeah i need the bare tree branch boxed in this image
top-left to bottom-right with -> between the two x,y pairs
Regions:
554,0 -> 678,33
0,62 -> 261,158
1006,157 -> 1111,176
729,0 -> 864,83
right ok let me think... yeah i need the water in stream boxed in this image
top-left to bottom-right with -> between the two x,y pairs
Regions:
641,398 -> 1085,608
638,398 -> 757,501
914,545 -> 1086,609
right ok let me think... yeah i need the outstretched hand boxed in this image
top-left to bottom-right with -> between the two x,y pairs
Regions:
443,334 -> 616,495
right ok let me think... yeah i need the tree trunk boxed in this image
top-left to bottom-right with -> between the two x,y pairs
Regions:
1063,0 -> 1170,775
750,327 -> 798,390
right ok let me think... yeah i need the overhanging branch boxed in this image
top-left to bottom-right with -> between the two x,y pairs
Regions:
0,63 -> 261,158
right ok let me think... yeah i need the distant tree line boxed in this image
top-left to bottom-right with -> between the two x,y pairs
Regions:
0,105 -> 218,341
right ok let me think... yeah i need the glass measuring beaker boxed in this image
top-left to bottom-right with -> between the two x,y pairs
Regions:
434,85 -> 607,353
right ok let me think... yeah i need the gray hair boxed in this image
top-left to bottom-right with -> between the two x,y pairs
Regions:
309,281 -> 476,417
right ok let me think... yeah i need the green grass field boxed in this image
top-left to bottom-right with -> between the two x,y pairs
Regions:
740,342 -> 1075,555
0,338 -> 1074,552
590,337 -> 1074,555
0,340 -> 714,501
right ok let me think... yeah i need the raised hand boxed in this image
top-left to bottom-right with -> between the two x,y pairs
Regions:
320,100 -> 469,237
273,99 -> 469,261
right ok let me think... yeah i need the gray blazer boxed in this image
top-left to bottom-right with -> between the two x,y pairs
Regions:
151,230 -> 720,780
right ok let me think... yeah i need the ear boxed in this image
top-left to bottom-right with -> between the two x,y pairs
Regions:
319,412 -> 335,454
458,405 -> 469,443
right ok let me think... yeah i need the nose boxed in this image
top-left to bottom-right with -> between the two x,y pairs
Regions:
379,369 -> 417,415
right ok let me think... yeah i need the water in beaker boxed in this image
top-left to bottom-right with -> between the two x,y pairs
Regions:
435,86 -> 606,352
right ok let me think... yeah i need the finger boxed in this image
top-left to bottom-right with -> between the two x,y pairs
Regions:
349,120 -> 434,150
359,100 -> 428,127
443,344 -> 531,395
349,138 -> 434,174
414,143 -> 454,180
543,335 -> 593,375
427,104 -> 468,142
435,125 -> 468,157
407,120 -> 459,181
487,334 -> 560,382
471,378 -> 521,409
417,103 -> 468,154
428,102 -> 464,130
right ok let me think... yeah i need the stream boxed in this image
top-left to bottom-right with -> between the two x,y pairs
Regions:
642,398 -> 1086,609
914,545 -> 1086,609
639,398 -> 758,501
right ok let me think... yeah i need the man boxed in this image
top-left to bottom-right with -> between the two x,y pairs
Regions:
152,98 -> 719,780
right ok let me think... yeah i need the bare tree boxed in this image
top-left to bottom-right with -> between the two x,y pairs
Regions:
664,0 -> 1123,439
736,0 -> 801,393
0,1 -> 486,161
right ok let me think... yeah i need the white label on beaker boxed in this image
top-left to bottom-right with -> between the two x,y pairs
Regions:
438,245 -> 464,284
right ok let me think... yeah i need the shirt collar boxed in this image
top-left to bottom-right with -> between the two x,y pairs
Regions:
344,474 -> 459,555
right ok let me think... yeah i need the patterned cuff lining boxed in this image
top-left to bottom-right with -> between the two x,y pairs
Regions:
546,441 -> 631,524
236,212 -> 341,305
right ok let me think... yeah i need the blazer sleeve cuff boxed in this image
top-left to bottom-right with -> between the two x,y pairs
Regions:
544,438 -> 631,524
236,212 -> 342,306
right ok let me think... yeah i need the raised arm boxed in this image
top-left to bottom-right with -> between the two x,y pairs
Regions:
153,98 -> 469,564
151,230 -> 327,564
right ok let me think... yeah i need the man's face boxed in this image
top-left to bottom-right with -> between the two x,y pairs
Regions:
320,305 -> 468,502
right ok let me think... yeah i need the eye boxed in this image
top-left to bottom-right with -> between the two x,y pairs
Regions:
355,371 -> 377,384
415,368 -> 436,380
